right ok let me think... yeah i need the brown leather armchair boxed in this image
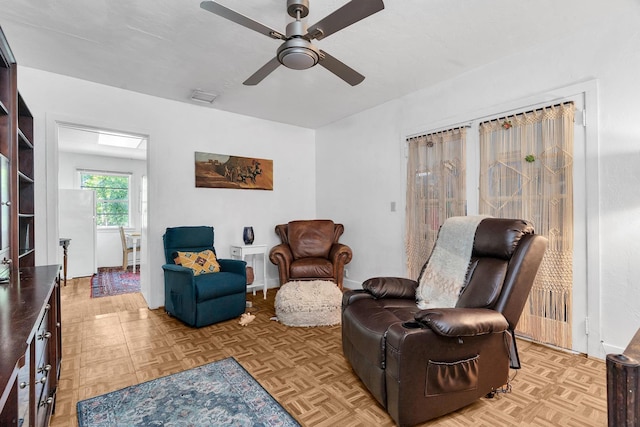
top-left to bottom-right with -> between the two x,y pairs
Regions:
341,218 -> 547,426
269,220 -> 353,289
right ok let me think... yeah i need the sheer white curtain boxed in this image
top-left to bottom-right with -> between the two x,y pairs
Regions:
479,103 -> 574,348
405,128 -> 467,279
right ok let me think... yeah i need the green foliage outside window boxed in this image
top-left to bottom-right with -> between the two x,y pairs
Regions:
80,173 -> 130,227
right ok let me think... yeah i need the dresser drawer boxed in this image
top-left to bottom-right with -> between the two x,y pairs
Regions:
34,348 -> 53,427
34,350 -> 51,398
34,304 -> 52,365
35,380 -> 53,427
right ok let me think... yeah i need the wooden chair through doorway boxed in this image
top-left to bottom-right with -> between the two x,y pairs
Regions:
119,226 -> 140,271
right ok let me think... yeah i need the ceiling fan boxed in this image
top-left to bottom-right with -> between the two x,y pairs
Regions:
200,0 -> 385,86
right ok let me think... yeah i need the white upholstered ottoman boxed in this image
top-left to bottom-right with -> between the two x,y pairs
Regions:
275,280 -> 343,327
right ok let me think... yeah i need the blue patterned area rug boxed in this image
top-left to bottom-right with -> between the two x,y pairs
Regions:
77,358 -> 300,427
90,267 -> 140,298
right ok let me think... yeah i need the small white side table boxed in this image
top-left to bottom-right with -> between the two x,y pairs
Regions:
230,244 -> 268,299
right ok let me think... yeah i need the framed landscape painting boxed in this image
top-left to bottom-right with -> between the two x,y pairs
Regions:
195,152 -> 273,190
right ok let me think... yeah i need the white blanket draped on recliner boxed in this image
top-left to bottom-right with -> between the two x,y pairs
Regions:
416,215 -> 489,309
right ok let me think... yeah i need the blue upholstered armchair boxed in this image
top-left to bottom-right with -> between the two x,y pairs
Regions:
162,226 -> 247,327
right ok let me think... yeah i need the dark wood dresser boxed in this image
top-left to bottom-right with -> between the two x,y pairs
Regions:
0,265 -> 62,426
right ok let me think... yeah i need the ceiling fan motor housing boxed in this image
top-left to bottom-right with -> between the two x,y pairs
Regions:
279,1 -> 318,70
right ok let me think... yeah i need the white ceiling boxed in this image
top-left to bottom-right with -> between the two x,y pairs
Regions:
57,124 -> 148,160
0,0 -> 608,130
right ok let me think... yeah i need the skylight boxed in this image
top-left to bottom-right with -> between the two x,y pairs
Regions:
97,132 -> 147,149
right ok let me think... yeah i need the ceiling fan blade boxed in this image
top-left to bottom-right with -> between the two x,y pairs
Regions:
200,1 -> 285,40
318,50 -> 365,86
243,57 -> 281,85
305,0 -> 384,40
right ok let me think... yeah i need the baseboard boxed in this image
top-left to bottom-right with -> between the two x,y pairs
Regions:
343,278 -> 363,290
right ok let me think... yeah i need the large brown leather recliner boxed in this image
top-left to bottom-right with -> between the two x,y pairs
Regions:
342,218 -> 547,426
269,219 -> 352,289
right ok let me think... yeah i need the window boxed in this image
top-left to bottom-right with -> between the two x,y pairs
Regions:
79,171 -> 131,227
405,128 -> 467,279
478,103 -> 575,349
405,102 -> 576,350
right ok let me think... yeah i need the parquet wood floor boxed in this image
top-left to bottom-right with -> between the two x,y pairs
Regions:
51,277 -> 607,426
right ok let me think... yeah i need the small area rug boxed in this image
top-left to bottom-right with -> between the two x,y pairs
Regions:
90,267 -> 140,298
77,357 -> 300,427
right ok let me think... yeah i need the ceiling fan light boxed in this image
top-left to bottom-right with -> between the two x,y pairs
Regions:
279,48 -> 318,70
277,38 -> 319,70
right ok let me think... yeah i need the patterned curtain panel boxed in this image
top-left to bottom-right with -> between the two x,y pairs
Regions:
479,103 -> 574,349
405,128 -> 467,280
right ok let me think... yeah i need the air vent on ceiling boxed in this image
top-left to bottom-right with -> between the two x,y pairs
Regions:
190,89 -> 217,104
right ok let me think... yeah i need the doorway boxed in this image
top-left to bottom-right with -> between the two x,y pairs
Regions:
55,122 -> 148,286
403,84 -> 598,355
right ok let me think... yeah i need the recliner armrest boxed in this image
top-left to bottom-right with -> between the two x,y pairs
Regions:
218,258 -> 247,276
414,308 -> 509,337
162,264 -> 194,275
342,289 -> 375,308
362,277 -> 418,299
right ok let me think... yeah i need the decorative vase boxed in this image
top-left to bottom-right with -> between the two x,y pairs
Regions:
243,226 -> 254,245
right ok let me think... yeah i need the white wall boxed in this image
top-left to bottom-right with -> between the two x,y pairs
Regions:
58,151 -> 146,270
19,67 -> 316,309
317,0 -> 640,358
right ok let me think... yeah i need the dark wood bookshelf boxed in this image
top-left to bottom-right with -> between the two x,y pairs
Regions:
0,25 -> 59,427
